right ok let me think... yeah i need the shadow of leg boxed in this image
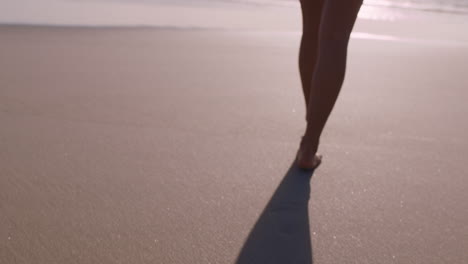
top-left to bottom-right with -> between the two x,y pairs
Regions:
235,162 -> 316,264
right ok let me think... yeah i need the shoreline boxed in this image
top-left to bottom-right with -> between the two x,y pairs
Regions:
2,2 -> 468,35
2,23 -> 467,48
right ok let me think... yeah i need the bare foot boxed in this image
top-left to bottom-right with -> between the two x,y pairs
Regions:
296,136 -> 322,170
296,149 -> 322,170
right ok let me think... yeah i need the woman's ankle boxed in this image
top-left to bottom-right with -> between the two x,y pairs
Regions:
300,133 -> 320,153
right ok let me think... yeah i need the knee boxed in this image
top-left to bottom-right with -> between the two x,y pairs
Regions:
322,30 -> 352,43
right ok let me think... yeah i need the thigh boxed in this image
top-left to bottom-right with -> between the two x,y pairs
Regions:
299,0 -> 325,33
318,0 -> 363,41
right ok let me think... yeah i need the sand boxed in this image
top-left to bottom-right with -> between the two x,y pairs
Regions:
1,25 -> 468,263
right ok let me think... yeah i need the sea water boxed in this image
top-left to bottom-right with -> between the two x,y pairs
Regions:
1,0 -> 467,28
150,0 -> 468,14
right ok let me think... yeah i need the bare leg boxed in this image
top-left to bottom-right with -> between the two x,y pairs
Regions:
297,0 -> 363,169
299,0 -> 324,108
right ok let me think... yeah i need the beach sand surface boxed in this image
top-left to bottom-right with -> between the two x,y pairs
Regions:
1,25 -> 468,263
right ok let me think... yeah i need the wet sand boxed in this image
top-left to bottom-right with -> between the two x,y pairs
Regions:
1,25 -> 468,263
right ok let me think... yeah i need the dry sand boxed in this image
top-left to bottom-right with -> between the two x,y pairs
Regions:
1,25 -> 468,263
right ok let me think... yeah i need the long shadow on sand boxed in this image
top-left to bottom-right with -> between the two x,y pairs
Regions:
235,162 -> 316,264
